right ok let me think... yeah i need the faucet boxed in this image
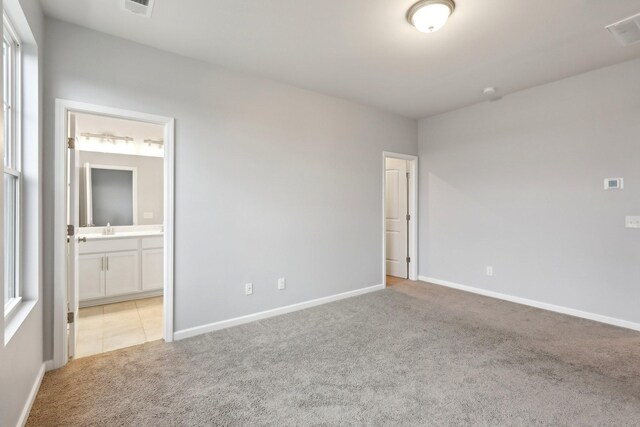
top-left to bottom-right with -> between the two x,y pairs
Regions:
103,222 -> 114,235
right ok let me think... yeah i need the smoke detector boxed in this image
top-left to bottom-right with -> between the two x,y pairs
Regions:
121,0 -> 155,18
606,12 -> 640,47
482,87 -> 496,96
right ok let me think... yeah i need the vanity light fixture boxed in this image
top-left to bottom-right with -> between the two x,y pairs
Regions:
144,138 -> 164,147
80,132 -> 134,144
407,0 -> 455,33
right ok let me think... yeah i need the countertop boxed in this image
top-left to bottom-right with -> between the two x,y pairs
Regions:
78,230 -> 163,241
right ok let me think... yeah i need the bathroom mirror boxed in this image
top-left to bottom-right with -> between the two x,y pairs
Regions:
83,163 -> 137,226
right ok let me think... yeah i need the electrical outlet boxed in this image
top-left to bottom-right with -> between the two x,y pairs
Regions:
625,216 -> 640,229
245,283 -> 253,295
486,266 -> 494,276
277,277 -> 286,290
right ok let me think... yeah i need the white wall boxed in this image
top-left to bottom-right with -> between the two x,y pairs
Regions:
0,0 -> 44,426
419,58 -> 640,325
42,19 -> 417,358
79,151 -> 164,226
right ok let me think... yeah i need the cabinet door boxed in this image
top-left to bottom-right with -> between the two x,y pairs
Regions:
79,253 -> 105,301
142,249 -> 164,291
105,251 -> 140,296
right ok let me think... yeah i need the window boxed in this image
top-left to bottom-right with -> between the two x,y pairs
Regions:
3,15 -> 21,317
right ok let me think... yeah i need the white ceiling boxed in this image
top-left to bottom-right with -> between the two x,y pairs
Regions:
41,0 -> 640,118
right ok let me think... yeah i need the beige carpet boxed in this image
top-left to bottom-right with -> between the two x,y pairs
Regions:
28,281 -> 640,426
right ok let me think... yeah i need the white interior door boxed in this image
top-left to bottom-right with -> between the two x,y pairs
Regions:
385,158 -> 408,278
66,113 -> 80,358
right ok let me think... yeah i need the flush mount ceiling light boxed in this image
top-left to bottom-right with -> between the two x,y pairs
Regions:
407,0 -> 456,33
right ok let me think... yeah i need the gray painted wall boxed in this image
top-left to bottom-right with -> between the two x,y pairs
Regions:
79,151 -> 164,226
43,19 -> 417,360
0,1 -> 44,426
419,58 -> 640,324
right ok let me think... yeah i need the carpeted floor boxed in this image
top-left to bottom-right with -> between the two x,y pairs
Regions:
28,281 -> 640,426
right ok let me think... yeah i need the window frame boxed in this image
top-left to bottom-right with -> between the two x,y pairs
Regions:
3,13 -> 22,320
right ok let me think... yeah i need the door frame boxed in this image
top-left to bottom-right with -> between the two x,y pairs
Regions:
382,152 -> 418,285
52,99 -> 175,369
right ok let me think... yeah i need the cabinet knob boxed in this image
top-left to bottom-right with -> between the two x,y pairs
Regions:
78,236 -> 87,243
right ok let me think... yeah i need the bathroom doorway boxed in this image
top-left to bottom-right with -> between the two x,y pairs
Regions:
53,101 -> 175,368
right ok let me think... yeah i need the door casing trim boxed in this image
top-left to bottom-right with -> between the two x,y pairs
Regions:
382,151 -> 418,286
52,99 -> 175,369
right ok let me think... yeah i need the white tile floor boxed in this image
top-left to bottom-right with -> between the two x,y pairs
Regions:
75,296 -> 163,359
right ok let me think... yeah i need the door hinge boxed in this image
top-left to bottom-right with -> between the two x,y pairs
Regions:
67,137 -> 75,149
67,312 -> 74,324
406,256 -> 411,263
406,214 -> 411,221
67,224 -> 75,237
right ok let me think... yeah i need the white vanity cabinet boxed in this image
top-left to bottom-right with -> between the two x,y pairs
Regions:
78,253 -> 106,301
141,236 -> 164,291
105,250 -> 140,296
78,234 -> 163,307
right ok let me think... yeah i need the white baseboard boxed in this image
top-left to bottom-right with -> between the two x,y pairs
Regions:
419,276 -> 640,332
44,360 -> 56,372
174,284 -> 385,341
17,362 -> 45,427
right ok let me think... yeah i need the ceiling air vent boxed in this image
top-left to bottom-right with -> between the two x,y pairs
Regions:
121,0 -> 155,18
606,12 -> 640,47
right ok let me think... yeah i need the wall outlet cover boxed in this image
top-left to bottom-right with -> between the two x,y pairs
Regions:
277,277 -> 286,290
486,266 -> 494,276
625,216 -> 640,229
245,283 -> 253,295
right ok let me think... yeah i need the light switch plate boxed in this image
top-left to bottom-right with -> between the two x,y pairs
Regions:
625,216 -> 640,228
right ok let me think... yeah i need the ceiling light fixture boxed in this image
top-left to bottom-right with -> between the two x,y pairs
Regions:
407,0 -> 455,33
